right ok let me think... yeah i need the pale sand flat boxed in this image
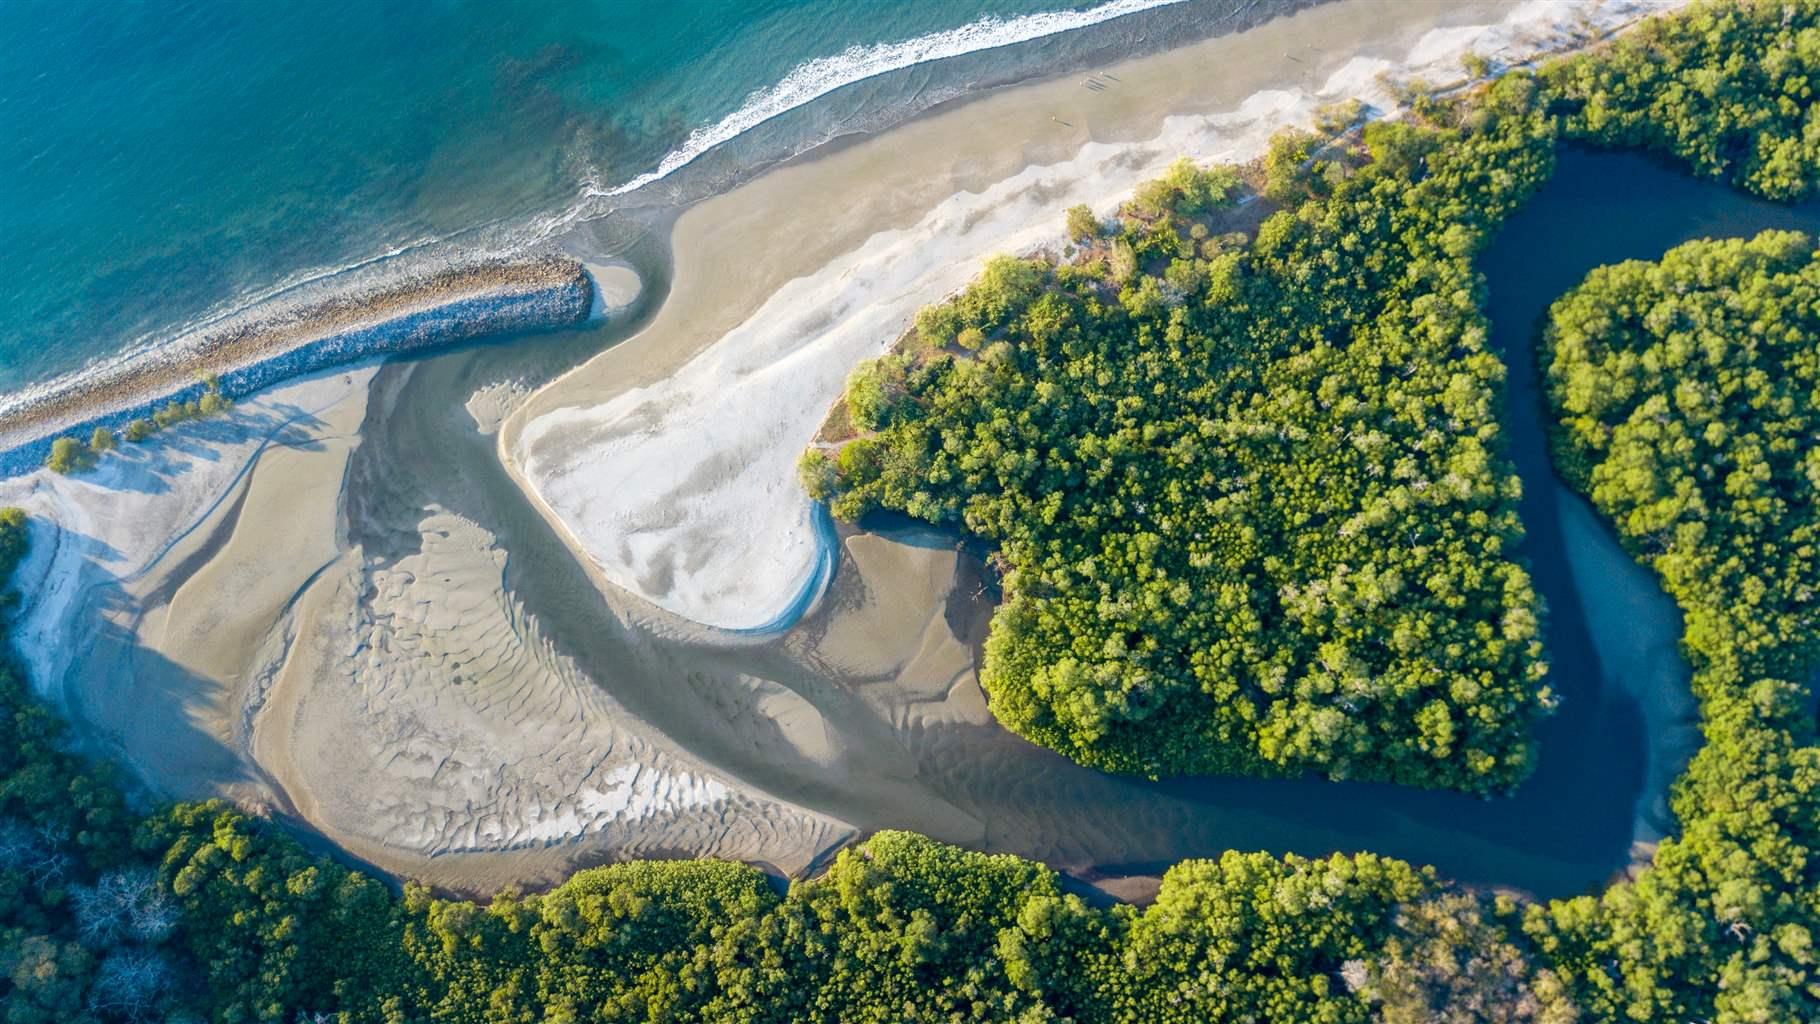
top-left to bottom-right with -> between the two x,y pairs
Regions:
88,404 -> 364,802
0,368 -> 375,800
253,508 -> 849,880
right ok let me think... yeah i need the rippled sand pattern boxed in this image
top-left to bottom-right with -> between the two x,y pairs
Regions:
269,509 -> 843,863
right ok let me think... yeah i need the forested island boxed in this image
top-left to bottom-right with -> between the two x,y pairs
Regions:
2,2 -> 1818,1022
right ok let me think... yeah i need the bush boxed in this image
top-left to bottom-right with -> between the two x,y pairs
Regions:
1066,203 -> 1099,243
46,437 -> 91,475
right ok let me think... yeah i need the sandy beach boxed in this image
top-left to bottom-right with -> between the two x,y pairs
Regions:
0,0 -> 1695,899
504,0 -> 1672,634
0,364 -> 851,894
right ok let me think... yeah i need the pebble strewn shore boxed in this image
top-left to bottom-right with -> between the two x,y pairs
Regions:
0,257 -> 592,478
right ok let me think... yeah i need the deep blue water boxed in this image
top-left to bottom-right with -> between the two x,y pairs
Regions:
0,0 -> 1210,396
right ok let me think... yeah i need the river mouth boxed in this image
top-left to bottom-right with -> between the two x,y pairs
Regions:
331,145 -> 1810,899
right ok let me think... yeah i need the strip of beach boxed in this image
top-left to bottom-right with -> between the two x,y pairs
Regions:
0,0 -> 1696,898
0,256 -> 592,477
503,0 -> 1675,633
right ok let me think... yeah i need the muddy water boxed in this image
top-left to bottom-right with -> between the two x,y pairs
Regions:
356,147 -> 1817,898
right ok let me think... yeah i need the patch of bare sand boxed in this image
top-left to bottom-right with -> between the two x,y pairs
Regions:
253,507 -> 849,881
3,362 -> 850,893
0,369 -> 375,803
89,421 -> 358,802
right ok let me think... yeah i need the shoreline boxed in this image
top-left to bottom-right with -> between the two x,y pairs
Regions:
0,257 -> 593,479
502,0 -> 1668,635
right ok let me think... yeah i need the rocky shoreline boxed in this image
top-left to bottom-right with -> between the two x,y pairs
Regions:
0,256 -> 592,478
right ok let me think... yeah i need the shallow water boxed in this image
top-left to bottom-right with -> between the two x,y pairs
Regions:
340,147 -> 1820,898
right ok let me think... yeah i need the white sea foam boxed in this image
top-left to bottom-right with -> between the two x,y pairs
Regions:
595,0 -> 1189,199
514,0 -> 1683,634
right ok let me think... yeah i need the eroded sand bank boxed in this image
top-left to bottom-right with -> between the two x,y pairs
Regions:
505,0 -> 1671,633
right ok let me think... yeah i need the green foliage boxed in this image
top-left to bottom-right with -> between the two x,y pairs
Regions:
1126,157 -> 1241,221
1362,119 -> 1440,180
815,78 -> 1558,792
914,255 -> 1049,348
1544,0 -> 1820,200
40,379 -> 234,474
1364,891 -> 1577,1023
798,449 -> 838,502
145,380 -> 232,436
1110,852 -> 1433,1024
144,802 -> 412,1022
1261,127 -> 1321,204
1066,204 -> 1099,244
843,354 -> 912,433
1530,231 -> 1820,1023
45,437 -> 91,476
0,508 -> 24,587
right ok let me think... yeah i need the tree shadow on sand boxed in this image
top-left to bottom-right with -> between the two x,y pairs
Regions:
80,400 -> 332,498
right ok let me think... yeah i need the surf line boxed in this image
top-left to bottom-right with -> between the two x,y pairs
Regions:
598,0 -> 1188,199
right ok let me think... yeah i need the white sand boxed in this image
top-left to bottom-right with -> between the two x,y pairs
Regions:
0,369 -> 377,716
465,378 -> 534,436
583,261 -> 644,319
510,0 -> 1680,633
0,361 -> 850,886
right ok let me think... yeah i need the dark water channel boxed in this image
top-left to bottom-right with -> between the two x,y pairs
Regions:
362,147 -> 1818,899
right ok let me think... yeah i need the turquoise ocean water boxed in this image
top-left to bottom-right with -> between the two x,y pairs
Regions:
0,0 -> 1232,397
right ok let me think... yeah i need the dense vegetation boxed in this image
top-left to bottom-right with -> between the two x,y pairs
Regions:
1526,230 -> 1820,1021
1543,0 -> 1820,201
804,77 -> 1556,792
3,2 -> 1820,1021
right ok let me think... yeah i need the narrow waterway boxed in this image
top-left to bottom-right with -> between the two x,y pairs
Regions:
359,146 -> 1818,898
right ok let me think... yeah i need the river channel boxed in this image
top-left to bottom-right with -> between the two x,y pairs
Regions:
357,146 -> 1818,899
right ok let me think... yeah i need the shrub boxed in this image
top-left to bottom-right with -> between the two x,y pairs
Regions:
46,437 -> 91,475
